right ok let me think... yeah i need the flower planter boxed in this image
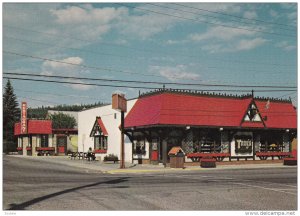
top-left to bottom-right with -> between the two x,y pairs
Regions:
94,149 -> 107,154
200,157 -> 216,168
36,147 -> 55,151
283,157 -> 297,166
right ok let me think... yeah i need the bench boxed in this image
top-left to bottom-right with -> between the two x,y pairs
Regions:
85,153 -> 96,161
69,152 -> 78,160
187,153 -> 230,162
256,152 -> 291,160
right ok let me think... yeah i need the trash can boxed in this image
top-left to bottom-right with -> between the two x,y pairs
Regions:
168,147 -> 185,168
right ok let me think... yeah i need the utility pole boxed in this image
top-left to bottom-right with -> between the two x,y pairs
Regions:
112,93 -> 127,169
120,111 -> 125,169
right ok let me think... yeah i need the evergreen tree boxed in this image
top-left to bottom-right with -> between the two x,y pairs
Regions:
49,112 -> 77,129
3,79 -> 20,152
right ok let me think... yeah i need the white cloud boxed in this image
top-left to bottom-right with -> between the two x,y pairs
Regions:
116,12 -> 176,40
235,38 -> 267,51
41,56 -> 93,91
149,65 -> 200,81
201,37 -> 267,53
189,26 -> 256,42
50,6 -> 126,25
276,41 -> 296,51
49,6 -> 128,42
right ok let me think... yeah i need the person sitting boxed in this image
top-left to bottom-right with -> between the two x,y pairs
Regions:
87,147 -> 95,161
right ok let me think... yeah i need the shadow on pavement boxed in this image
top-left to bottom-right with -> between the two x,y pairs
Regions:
7,177 -> 129,210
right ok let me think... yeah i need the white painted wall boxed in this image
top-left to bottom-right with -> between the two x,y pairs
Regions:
78,99 -> 137,162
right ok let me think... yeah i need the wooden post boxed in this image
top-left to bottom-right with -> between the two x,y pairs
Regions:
162,139 -> 167,168
120,111 -> 125,169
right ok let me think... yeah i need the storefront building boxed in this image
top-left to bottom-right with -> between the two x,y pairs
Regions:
77,100 -> 137,162
123,89 -> 297,164
14,120 -> 54,156
14,120 -> 78,156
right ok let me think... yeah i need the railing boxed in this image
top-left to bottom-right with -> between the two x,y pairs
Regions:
187,153 -> 230,162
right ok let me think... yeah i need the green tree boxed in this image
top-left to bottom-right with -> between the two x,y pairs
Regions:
49,112 -> 77,129
3,79 -> 20,152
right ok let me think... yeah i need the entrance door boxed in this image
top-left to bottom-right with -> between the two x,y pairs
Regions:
57,136 -> 67,155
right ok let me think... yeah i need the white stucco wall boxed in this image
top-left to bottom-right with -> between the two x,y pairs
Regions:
78,99 -> 137,162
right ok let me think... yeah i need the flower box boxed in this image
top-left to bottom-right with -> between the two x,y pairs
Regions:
36,147 -> 55,151
26,147 -> 32,151
17,147 -> 22,151
200,157 -> 216,168
94,149 -> 107,154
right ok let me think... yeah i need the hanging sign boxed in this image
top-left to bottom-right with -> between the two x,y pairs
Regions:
21,102 -> 27,134
112,93 -> 127,112
234,135 -> 252,154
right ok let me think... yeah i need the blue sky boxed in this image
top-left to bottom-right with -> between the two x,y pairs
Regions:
3,3 -> 297,108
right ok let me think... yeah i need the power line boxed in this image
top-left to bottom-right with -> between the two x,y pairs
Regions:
173,3 -> 296,29
18,95 -> 61,105
116,3 -> 296,38
5,36 -> 296,76
276,92 -> 297,99
4,72 -> 297,89
4,24 -> 295,67
4,76 -> 297,92
4,52 -> 297,89
13,88 -> 109,102
147,3 -> 296,32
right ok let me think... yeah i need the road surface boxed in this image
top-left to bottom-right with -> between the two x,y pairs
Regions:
3,155 -> 297,210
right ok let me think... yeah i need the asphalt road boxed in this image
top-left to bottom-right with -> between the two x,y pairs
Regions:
3,155 -> 297,211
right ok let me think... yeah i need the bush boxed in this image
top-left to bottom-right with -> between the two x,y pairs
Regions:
104,154 -> 118,161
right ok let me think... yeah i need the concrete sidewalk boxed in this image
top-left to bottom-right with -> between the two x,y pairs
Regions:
7,155 -> 292,174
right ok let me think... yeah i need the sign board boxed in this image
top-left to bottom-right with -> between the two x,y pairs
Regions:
21,102 -> 27,134
112,93 -> 127,112
234,135 -> 253,154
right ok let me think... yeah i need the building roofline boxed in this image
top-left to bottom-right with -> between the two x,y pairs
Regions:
138,88 -> 293,103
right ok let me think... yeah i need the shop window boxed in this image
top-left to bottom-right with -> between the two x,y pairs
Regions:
41,135 -> 49,147
133,137 -> 146,155
29,135 -> 32,147
94,136 -> 107,150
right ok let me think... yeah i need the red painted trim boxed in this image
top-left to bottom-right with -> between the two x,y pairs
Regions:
255,152 -> 290,157
36,147 -> 55,151
17,147 -> 22,151
284,157 -> 297,161
187,153 -> 230,158
94,149 -> 107,154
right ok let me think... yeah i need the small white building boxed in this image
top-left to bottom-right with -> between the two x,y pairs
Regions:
77,99 -> 137,162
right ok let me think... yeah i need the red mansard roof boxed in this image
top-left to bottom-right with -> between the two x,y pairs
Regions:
255,100 -> 297,129
14,120 -> 52,135
124,92 -> 297,130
